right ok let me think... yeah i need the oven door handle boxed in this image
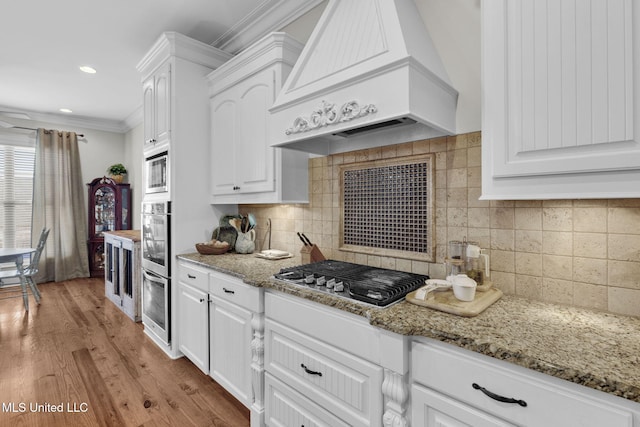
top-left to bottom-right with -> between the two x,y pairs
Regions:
142,269 -> 164,281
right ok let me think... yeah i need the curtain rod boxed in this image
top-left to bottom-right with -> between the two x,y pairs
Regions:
10,126 -> 85,138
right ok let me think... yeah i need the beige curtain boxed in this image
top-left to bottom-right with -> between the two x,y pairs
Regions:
32,128 -> 89,282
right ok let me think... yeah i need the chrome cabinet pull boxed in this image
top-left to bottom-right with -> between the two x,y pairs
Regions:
472,383 -> 527,407
300,363 -> 322,377
187,274 -> 196,279
223,288 -> 234,294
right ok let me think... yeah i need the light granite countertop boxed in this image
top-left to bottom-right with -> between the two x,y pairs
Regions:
178,252 -> 640,404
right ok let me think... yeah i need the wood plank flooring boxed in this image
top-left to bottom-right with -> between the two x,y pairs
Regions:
0,278 -> 250,427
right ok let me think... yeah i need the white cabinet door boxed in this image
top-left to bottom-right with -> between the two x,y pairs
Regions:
209,295 -> 253,408
177,281 -> 209,374
104,235 -> 121,306
210,95 -> 238,195
142,62 -> 171,153
412,384 -> 515,427
482,0 -> 640,199
236,75 -> 275,194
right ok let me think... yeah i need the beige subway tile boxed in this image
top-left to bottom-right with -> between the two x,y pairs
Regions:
467,146 -> 481,167
608,199 -> 640,208
573,233 -> 607,259
447,148 -> 468,169
435,151 -> 447,171
542,278 -> 574,305
447,208 -> 468,228
608,260 -> 640,289
412,139 -> 431,154
573,199 -> 607,208
573,207 -> 607,233
447,168 -> 467,188
395,258 -> 412,273
430,137 -> 448,153
354,252 -> 368,265
367,255 -> 382,267
573,282 -> 608,311
467,131 -> 482,147
515,275 -> 543,300
309,157 -> 323,168
446,134 -> 467,150
543,200 -> 573,208
491,271 -> 515,294
396,142 -> 413,157
491,200 -> 515,208
515,230 -> 542,253
447,226 -> 468,242
381,145 -> 398,159
608,234 -> 640,261
491,250 -> 515,273
515,207 -> 542,230
467,228 -> 490,249
543,207 -> 572,231
411,260 -> 430,275
468,187 -> 490,208
573,257 -> 607,285
542,231 -> 573,256
342,151 -> 355,164
514,200 -> 543,208
467,167 -> 482,188
490,207 -> 515,229
435,188 -> 447,208
542,254 -> 573,281
429,262 -> 447,279
608,287 -> 640,317
608,207 -> 640,234
447,188 -> 468,207
468,208 -> 490,228
515,252 -> 542,276
491,229 -> 515,251
435,170 -> 447,189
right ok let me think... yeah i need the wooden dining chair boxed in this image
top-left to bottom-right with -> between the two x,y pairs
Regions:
0,228 -> 50,311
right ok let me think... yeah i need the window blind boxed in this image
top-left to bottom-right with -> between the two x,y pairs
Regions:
0,140 -> 35,248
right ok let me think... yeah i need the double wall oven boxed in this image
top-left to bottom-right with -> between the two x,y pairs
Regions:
141,200 -> 171,344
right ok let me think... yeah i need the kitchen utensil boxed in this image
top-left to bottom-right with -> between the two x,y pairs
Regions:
248,213 -> 256,230
297,232 -> 309,246
235,229 -> 256,254
241,216 -> 248,232
300,233 -> 313,246
414,279 -> 452,300
465,244 -> 490,286
451,274 -> 477,301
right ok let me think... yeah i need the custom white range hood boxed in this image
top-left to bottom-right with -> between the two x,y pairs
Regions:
270,0 -> 458,155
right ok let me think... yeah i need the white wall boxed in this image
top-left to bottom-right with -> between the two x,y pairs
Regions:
124,123 -> 143,229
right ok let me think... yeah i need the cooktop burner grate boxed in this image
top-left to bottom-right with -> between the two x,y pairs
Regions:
274,260 -> 429,307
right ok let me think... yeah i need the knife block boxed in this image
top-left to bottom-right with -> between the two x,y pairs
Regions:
300,244 -> 326,264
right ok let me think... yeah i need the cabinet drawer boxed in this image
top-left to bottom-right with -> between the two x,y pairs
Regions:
412,340 -> 634,427
265,373 -> 350,427
266,319 -> 383,427
209,270 -> 261,312
178,262 -> 209,292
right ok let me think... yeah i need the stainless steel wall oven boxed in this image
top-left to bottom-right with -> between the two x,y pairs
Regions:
141,200 -> 171,344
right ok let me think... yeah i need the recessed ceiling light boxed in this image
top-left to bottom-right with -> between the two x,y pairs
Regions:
79,65 -> 96,74
60,108 -> 73,113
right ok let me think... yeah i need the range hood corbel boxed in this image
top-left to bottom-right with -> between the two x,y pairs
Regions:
270,0 -> 458,155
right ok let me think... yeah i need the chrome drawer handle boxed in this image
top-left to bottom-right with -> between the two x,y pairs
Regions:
300,363 -> 322,377
223,288 -> 234,294
472,383 -> 527,407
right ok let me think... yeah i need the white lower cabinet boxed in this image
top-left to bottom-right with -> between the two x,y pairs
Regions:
411,338 -> 638,427
177,262 -> 210,374
209,270 -> 265,426
264,291 -> 388,427
265,373 -> 350,427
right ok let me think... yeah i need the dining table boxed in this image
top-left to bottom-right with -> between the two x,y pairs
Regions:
0,247 -> 37,308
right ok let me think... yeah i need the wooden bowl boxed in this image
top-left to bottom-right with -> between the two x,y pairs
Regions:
195,242 -> 230,255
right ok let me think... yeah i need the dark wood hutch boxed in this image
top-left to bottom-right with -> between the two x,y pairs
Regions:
87,177 -> 132,278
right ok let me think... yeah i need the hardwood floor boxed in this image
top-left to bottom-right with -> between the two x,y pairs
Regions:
0,278 -> 250,427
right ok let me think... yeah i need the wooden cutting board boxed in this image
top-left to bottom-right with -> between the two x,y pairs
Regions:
406,287 -> 503,317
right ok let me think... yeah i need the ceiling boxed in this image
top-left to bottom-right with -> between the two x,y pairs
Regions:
0,0 -> 323,132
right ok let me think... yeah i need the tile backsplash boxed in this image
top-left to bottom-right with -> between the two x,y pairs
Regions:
241,131 -> 640,317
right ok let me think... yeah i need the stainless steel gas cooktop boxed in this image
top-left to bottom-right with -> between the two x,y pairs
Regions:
273,260 -> 429,307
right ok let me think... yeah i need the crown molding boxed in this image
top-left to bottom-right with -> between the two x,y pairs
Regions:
213,0 -> 325,54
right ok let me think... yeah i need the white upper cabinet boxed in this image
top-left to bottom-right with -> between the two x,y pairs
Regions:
482,0 -> 640,199
142,61 -> 171,153
208,32 -> 309,204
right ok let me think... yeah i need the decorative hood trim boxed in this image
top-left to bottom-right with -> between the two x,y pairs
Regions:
270,0 -> 458,155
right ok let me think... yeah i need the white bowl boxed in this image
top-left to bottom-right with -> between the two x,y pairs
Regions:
452,274 -> 477,302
